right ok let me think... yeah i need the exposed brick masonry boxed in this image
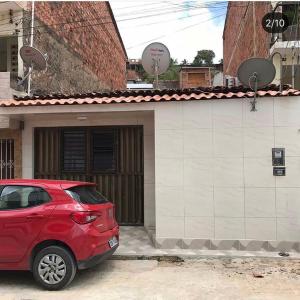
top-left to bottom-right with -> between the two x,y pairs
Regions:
25,1 -> 127,93
223,1 -> 271,77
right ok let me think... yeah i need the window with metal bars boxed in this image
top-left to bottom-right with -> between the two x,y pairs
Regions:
61,129 -> 117,173
62,130 -> 86,172
0,139 -> 14,179
91,129 -> 117,173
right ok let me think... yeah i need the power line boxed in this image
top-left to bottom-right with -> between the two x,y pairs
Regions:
127,12 -> 226,50
122,7 -> 226,29
224,2 -> 250,74
0,1 -> 235,30
0,4 -> 228,35
4,10 -> 226,57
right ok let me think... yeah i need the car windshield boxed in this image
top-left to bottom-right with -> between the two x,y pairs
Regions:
65,185 -> 108,204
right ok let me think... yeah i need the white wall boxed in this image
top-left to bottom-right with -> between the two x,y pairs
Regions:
22,111 -> 155,229
154,96 -> 300,243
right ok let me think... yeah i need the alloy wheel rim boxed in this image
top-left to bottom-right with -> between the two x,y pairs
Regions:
38,254 -> 67,284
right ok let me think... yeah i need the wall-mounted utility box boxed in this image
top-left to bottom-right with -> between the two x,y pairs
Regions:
273,167 -> 286,176
272,148 -> 285,166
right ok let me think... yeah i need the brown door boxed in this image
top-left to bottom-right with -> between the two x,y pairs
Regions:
34,126 -> 144,225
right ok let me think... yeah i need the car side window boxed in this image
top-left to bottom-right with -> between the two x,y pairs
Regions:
0,185 -> 51,210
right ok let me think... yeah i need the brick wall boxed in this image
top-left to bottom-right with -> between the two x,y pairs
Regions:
24,1 -> 126,94
223,1 -> 271,77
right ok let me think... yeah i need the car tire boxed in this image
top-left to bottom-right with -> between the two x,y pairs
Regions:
32,245 -> 77,290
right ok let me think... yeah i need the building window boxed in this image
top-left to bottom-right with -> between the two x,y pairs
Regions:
282,65 -> 300,90
61,128 -> 118,173
91,129 -> 117,172
0,37 -> 18,73
282,3 -> 299,26
62,129 -> 86,172
0,139 -> 14,179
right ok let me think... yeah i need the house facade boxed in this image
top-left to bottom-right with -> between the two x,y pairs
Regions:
0,1 -> 127,97
1,86 -> 300,251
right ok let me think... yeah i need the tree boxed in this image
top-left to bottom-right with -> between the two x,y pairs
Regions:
192,50 -> 215,66
159,58 -> 180,81
139,57 -> 180,82
181,59 -> 188,65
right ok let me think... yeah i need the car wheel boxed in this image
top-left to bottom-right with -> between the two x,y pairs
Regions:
32,246 -> 77,290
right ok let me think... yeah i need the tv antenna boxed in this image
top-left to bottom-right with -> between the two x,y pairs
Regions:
237,57 -> 276,111
19,45 -> 47,94
141,42 -> 170,89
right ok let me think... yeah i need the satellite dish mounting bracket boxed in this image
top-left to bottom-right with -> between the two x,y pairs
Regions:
18,64 -> 33,86
249,72 -> 258,112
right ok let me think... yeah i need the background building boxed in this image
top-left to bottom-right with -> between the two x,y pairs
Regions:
223,1 -> 271,80
223,1 -> 300,90
0,1 -> 127,97
179,66 -> 212,88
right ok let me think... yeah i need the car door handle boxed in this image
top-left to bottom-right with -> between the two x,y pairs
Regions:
26,214 -> 45,219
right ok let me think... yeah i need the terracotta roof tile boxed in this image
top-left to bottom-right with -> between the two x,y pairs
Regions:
0,85 -> 299,107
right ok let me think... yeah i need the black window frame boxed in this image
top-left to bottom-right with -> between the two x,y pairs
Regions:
0,185 -> 51,211
60,127 -> 119,175
90,128 -> 118,174
61,128 -> 87,173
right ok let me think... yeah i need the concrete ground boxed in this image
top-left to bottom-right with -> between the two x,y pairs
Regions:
1,257 -> 300,300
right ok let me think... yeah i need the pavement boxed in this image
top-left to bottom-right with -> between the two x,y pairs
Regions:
1,257 -> 300,299
115,226 -> 300,259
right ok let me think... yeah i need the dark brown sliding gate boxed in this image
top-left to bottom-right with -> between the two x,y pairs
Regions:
34,126 -> 144,225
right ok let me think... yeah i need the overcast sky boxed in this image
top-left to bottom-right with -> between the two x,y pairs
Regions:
110,1 -> 227,64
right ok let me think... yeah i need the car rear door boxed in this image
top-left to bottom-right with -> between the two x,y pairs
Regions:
0,185 -> 55,263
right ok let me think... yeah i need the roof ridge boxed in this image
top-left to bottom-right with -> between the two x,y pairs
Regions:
12,84 -> 295,101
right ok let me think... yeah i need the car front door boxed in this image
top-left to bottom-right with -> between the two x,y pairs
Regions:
0,185 -> 55,263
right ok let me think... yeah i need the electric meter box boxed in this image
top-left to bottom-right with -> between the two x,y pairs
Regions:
272,148 -> 285,166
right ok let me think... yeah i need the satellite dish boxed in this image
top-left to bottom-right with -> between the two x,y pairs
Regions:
141,42 -> 170,76
20,45 -> 47,71
237,57 -> 276,89
237,58 -> 276,112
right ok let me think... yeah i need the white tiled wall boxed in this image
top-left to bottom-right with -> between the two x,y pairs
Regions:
155,96 -> 300,242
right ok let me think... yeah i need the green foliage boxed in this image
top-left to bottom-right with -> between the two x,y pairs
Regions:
140,57 -> 180,82
159,58 -> 180,81
192,50 -> 215,66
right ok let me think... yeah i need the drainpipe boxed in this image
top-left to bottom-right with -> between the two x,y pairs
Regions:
27,0 -> 35,95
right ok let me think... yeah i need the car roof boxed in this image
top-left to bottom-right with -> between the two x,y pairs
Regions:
0,179 -> 95,190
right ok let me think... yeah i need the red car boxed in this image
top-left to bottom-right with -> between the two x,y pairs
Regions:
0,179 -> 119,290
